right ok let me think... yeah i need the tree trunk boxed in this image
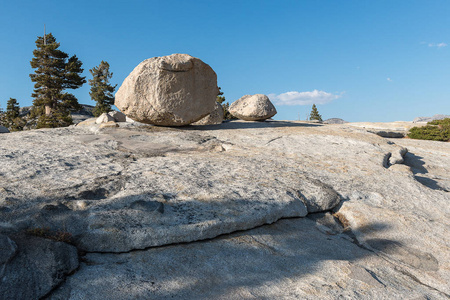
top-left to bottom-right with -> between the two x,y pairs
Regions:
45,105 -> 51,115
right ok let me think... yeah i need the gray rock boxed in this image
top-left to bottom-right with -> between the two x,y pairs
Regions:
324,118 -> 348,124
115,53 -> 219,126
0,234 -> 17,264
413,114 -> 450,123
71,105 -> 95,125
0,234 -> 78,300
369,130 -> 406,138
192,102 -> 224,125
296,177 -> 341,213
229,94 -> 277,121
108,110 -> 126,122
0,125 -> 10,133
95,112 -> 115,124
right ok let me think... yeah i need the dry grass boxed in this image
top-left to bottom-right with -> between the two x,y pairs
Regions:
333,212 -> 351,231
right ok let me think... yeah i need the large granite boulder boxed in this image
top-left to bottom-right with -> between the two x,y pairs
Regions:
192,102 -> 224,125
115,54 -> 219,126
229,94 -> 277,121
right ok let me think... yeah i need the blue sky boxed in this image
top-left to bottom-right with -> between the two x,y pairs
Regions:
0,0 -> 449,122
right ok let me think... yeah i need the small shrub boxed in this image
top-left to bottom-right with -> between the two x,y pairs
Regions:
333,212 -> 350,231
408,118 -> 450,142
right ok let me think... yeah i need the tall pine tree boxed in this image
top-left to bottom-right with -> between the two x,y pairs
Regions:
309,104 -> 323,122
30,33 -> 86,128
89,61 -> 117,117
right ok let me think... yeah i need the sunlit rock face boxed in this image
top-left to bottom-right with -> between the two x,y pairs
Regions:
115,53 -> 219,126
1,120 -> 449,299
229,94 -> 277,121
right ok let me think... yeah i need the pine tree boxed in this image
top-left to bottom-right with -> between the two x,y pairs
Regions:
89,61 -> 117,117
216,87 -> 236,120
309,104 -> 323,122
30,33 -> 86,128
4,98 -> 25,131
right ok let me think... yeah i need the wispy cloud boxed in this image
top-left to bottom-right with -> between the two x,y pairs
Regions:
268,90 -> 343,106
387,77 -> 392,82
428,42 -> 447,48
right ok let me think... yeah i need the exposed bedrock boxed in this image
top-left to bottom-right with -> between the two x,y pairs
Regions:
0,120 -> 449,298
0,234 -> 78,300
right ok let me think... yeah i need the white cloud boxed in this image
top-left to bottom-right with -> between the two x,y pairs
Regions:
387,77 -> 392,81
268,90 -> 343,106
428,42 -> 447,48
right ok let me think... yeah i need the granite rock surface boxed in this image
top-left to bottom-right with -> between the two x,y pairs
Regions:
114,54 -> 219,126
0,120 -> 448,299
229,94 -> 277,121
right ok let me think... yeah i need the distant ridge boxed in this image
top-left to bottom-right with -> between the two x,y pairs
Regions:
413,114 -> 450,123
323,118 -> 348,124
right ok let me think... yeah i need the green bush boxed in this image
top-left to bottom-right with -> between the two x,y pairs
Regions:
408,118 -> 450,142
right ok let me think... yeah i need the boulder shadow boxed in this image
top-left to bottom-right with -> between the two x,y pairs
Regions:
53,219 -> 406,299
403,152 -> 448,191
182,120 -> 323,131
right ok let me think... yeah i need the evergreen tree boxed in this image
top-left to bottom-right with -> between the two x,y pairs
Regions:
4,98 -> 25,131
6,98 -> 20,120
89,61 -> 117,117
216,87 -> 236,120
30,33 -> 86,128
309,104 -> 323,122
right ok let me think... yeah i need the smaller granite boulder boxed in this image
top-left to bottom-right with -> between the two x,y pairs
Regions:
96,113 -> 115,124
229,94 -> 277,121
108,111 -> 127,122
192,102 -> 224,125
0,125 -> 10,133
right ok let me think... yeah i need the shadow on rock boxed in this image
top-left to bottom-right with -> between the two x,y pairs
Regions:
403,152 -> 449,191
365,238 -> 439,272
403,152 -> 428,174
183,120 -> 323,131
49,219 -> 404,299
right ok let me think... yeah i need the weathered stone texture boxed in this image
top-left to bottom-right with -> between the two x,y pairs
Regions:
115,54 -> 219,126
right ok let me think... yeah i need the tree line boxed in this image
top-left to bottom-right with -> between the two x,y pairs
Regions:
0,32 -> 116,130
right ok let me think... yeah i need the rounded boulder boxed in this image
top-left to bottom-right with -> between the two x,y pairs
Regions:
229,94 -> 277,121
115,54 -> 219,126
